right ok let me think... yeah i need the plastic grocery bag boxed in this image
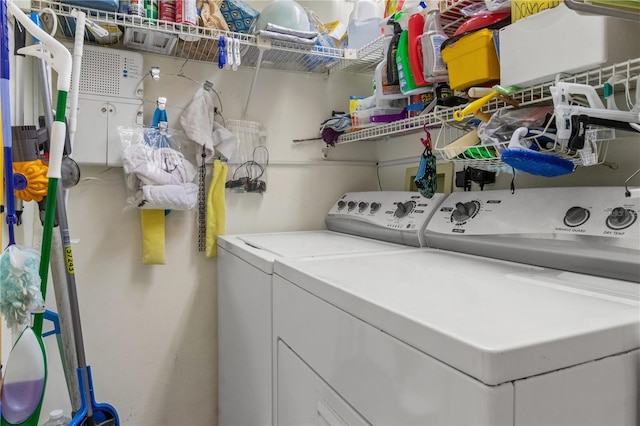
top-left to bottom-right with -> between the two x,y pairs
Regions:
119,125 -> 198,210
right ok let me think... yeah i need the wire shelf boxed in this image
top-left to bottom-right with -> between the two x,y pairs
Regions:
31,0 -> 481,75
434,123 -> 613,169
32,0 -> 346,73
338,57 -> 640,172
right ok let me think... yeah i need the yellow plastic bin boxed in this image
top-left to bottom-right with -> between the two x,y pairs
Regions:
441,29 -> 500,91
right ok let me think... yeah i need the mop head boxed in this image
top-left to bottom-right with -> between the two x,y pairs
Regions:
501,148 -> 575,177
0,245 -> 44,328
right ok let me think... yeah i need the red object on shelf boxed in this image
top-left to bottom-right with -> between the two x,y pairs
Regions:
408,12 -> 428,87
453,11 -> 510,36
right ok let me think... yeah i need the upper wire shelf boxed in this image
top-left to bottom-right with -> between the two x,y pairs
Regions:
32,0 -> 344,73
31,0 -> 479,75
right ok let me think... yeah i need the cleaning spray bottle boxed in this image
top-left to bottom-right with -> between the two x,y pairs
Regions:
407,2 -> 428,87
396,10 -> 431,95
152,96 -> 168,128
421,0 -> 448,83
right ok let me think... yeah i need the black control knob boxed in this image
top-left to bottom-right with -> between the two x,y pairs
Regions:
337,200 -> 346,210
451,201 -> 479,223
606,207 -> 637,230
358,202 -> 369,213
564,206 -> 590,227
370,202 -> 382,214
394,201 -> 415,218
347,201 -> 357,212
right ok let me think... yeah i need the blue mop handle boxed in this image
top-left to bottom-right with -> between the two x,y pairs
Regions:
0,0 -> 8,80
1,0 -> 17,244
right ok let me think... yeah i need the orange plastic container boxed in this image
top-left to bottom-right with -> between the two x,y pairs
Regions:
441,29 -> 500,91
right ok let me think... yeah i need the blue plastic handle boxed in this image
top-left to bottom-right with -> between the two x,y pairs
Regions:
1,0 -> 9,80
218,36 -> 226,69
30,11 -> 41,43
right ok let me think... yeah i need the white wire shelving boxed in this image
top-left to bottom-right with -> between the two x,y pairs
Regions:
338,57 -> 640,169
30,0 -> 479,75
31,0 -> 346,74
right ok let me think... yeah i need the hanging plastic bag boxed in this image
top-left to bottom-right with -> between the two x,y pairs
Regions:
414,129 -> 437,198
119,125 -> 198,210
0,245 -> 43,328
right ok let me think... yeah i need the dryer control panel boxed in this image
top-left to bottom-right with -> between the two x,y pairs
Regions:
427,186 -> 639,241
325,192 -> 447,247
425,187 -> 639,282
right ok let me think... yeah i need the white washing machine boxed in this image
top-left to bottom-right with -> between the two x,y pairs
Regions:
216,191 -> 447,426
272,186 -> 639,425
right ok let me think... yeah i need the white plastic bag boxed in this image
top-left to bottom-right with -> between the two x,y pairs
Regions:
119,125 -> 198,209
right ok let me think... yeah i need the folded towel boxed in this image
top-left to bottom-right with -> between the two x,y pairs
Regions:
122,142 -> 196,189
130,183 -> 199,210
257,29 -> 318,46
206,159 -> 228,257
180,88 -> 238,165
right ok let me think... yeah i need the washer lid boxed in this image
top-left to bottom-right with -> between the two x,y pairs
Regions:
274,249 -> 640,385
218,231 -> 408,273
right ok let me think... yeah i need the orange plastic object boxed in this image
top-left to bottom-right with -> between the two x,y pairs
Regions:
13,159 -> 48,202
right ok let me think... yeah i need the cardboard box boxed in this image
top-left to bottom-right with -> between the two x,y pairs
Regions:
220,0 -> 260,33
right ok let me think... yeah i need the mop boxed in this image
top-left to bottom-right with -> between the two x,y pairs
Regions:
30,7 -> 119,425
30,9 -> 82,413
1,0 -> 71,424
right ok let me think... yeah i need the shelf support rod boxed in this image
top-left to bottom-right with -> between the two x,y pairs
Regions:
242,36 -> 270,118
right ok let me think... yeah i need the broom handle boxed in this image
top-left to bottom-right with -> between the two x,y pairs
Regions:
1,0 -> 16,245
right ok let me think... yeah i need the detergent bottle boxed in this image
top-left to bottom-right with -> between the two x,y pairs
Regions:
407,2 -> 428,87
396,11 -> 431,95
347,0 -> 383,50
421,0 -> 448,82
42,410 -> 72,426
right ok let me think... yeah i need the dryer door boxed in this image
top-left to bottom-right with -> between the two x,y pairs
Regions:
277,340 -> 370,426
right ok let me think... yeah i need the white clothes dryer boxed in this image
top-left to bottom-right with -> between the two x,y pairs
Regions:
216,192 -> 446,426
272,187 -> 639,425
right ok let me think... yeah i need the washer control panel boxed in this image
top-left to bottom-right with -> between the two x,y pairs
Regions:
327,192 -> 447,232
427,187 -> 639,241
